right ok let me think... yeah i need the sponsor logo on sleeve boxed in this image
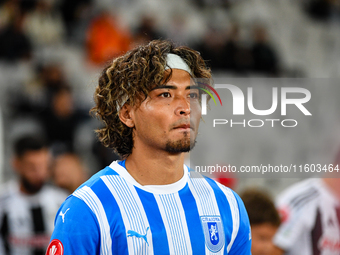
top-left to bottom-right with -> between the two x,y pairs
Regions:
45,239 -> 63,255
59,208 -> 70,223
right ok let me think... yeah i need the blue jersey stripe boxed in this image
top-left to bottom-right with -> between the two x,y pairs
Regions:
109,176 -> 144,233
179,183 -> 205,254
91,178 -> 128,255
134,187 -> 170,255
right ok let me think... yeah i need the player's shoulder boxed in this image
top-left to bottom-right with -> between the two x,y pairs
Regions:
192,173 -> 251,253
189,168 -> 233,190
276,179 -> 321,219
277,179 -> 320,204
0,180 -> 19,202
188,168 -> 242,208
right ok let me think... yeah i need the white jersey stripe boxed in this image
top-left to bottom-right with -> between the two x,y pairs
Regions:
174,193 -> 192,254
216,183 -> 240,253
154,193 -> 192,255
187,179 -> 211,255
106,176 -> 139,254
73,186 -> 112,255
102,175 -> 154,255
154,194 -> 175,255
162,195 -> 183,253
189,177 -> 221,216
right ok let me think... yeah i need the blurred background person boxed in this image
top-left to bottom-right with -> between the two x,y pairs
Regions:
274,178 -> 340,255
23,0 -> 64,48
194,25 -> 230,71
86,10 -> 131,65
38,85 -> 88,153
273,171 -> 340,254
0,6 -> 32,62
0,135 -> 67,255
250,24 -> 279,76
132,15 -> 162,47
58,0 -> 93,40
52,152 -> 88,194
241,188 -> 281,255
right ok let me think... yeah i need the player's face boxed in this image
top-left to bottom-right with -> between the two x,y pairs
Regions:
131,69 -> 201,153
14,149 -> 50,194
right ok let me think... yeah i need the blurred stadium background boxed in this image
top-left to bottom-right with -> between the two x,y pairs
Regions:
0,0 -> 340,193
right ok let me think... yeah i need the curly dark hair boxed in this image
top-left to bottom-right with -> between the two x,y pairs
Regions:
90,40 -> 211,159
241,188 -> 281,227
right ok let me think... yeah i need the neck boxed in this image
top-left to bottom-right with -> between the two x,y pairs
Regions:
125,146 -> 186,186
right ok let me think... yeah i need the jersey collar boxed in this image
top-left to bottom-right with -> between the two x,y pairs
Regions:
108,161 -> 189,194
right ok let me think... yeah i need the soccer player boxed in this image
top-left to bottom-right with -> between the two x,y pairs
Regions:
0,135 -> 67,255
46,40 -> 251,255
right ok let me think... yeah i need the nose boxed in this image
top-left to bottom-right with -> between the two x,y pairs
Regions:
174,96 -> 190,116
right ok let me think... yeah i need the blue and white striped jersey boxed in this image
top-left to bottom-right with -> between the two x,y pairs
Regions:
48,160 -> 251,255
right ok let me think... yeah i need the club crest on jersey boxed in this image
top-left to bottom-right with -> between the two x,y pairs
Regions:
201,216 -> 225,252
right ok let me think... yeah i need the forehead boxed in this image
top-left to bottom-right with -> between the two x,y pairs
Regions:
152,69 -> 195,89
20,149 -> 49,161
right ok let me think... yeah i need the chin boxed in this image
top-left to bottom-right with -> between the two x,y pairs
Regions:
165,137 -> 196,153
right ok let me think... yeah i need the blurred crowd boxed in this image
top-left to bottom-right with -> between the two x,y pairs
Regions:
0,0 -> 284,73
0,0 -> 339,72
0,0 -> 339,173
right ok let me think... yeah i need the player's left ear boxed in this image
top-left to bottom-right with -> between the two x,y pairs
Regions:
119,104 -> 135,128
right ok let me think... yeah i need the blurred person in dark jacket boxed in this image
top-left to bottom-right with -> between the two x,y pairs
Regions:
38,85 -> 87,152
0,9 -> 32,62
251,25 -> 279,76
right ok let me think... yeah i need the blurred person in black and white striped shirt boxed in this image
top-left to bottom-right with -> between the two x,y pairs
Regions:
0,135 -> 67,255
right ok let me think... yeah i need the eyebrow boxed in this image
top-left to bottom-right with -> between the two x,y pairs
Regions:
151,85 -> 200,91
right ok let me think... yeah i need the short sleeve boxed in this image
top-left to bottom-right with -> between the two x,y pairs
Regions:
228,191 -> 252,255
273,196 -> 312,251
47,195 -> 100,255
